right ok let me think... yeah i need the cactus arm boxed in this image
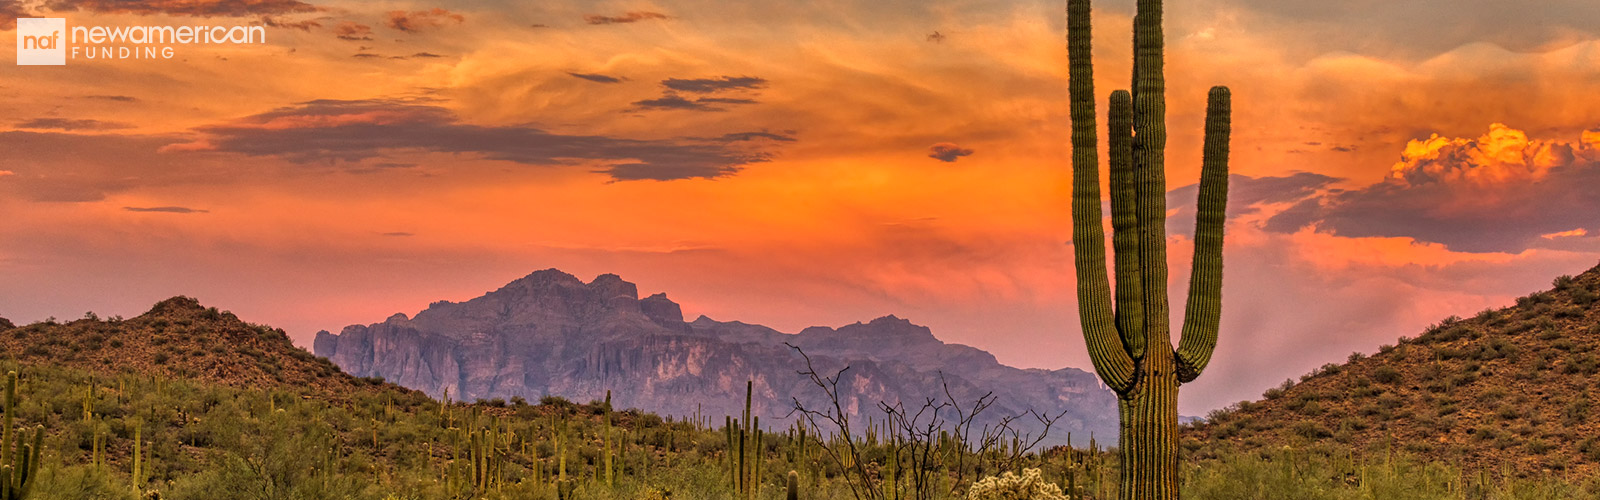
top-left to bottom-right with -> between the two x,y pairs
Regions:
1068,0 -> 1136,394
1176,87 -> 1232,383
1132,0 -> 1172,355
1108,89 -> 1145,361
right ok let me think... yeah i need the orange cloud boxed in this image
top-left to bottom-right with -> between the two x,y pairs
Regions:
46,0 -> 318,16
1267,125 -> 1600,253
333,21 -> 373,40
1390,123 -> 1589,186
584,11 -> 669,25
386,8 -> 464,33
1543,229 -> 1589,240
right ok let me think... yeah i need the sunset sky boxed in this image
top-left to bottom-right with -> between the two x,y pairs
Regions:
3,0 -> 1599,413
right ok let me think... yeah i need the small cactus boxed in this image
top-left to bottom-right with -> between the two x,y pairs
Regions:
786,470 -> 799,500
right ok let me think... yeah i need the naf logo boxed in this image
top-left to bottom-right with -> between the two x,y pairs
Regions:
17,18 -> 68,65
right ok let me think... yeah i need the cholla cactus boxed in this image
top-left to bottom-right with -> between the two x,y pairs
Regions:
965,469 -> 1067,500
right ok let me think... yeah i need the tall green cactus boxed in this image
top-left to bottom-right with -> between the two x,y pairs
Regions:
1067,0 -> 1231,498
1,372 -> 42,500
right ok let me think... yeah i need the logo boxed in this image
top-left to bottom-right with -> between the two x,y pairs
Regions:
16,18 -> 268,65
17,18 -> 67,65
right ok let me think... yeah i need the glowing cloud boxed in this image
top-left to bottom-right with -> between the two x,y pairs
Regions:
1268,125 -> 1600,253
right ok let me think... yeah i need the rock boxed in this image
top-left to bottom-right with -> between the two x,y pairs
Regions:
314,270 -> 1118,444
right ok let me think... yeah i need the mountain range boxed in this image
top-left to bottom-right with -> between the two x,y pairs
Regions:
313,269 -> 1119,444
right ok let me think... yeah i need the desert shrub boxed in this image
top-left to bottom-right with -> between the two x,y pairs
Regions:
966,468 -> 1065,500
1481,387 -> 1508,401
1291,421 -> 1331,439
1571,287 -> 1599,307
1566,395 -> 1593,426
1564,353 -> 1600,375
1263,379 -> 1294,400
1553,275 -> 1577,290
1551,339 -> 1577,351
1496,404 -> 1521,421
1581,437 -> 1600,462
1372,366 -> 1402,385
1528,438 -> 1555,455
1553,306 -> 1585,319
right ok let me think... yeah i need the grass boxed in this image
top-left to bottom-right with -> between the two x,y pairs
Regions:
0,356 -> 1593,500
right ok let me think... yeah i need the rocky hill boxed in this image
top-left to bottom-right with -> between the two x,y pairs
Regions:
1186,262 -> 1600,475
314,269 -> 1118,443
0,296 -> 402,398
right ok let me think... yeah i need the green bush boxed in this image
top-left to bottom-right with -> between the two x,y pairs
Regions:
1373,366 -> 1402,385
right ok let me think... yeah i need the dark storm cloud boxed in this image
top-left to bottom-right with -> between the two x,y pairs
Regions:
124,206 -> 210,214
1262,126 -> 1600,253
927,143 -> 973,162
172,99 -> 784,181
661,76 -> 767,94
584,11 -> 669,25
568,72 -> 624,84
45,0 -> 318,17
1166,172 -> 1339,233
15,118 -> 133,131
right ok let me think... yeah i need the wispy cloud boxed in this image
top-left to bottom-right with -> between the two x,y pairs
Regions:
124,206 -> 210,214
568,72 -> 625,84
662,76 -> 767,94
165,99 -> 789,181
386,8 -> 464,33
16,118 -> 133,131
630,93 -> 756,112
333,21 -> 373,41
584,11 -> 668,25
927,143 -> 973,162
46,0 -> 318,17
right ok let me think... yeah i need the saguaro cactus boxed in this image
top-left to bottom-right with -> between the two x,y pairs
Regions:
1066,0 -> 1231,498
1,372 -> 42,500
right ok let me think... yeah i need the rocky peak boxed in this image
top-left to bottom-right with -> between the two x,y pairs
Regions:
589,273 -> 639,301
145,296 -> 207,317
312,267 -> 1118,446
500,268 -> 584,292
640,293 -> 685,325
800,314 -> 939,345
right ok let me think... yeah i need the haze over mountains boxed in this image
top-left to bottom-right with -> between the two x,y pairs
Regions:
314,269 -> 1119,443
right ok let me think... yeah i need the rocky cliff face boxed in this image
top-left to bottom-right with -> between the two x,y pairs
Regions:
315,269 -> 1118,443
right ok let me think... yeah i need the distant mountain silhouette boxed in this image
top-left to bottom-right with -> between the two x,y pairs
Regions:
314,269 -> 1119,443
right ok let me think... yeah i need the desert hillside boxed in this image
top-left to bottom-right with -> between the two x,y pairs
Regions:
1187,262 -> 1600,476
